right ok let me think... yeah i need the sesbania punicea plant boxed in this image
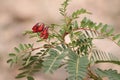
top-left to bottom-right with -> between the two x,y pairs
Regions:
7,0 -> 120,80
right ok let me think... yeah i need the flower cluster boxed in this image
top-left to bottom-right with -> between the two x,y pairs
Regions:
32,23 -> 49,39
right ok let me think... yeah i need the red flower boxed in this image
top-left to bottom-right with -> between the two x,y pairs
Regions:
40,27 -> 49,39
37,23 -> 44,32
32,23 -> 39,32
40,32 -> 44,37
42,27 -> 48,35
43,33 -> 49,39
32,23 -> 45,32
32,23 -> 49,39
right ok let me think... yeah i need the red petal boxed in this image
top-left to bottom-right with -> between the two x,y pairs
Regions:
43,33 -> 49,39
40,33 -> 44,37
42,27 -> 48,35
32,23 -> 40,32
32,27 -> 38,32
38,23 -> 44,32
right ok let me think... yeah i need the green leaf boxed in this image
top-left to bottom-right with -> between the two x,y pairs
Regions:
16,55 -> 43,79
16,75 -> 26,78
61,44 -> 67,49
17,71 -> 29,76
56,46 -> 63,51
27,76 -> 34,80
80,17 -> 89,28
88,22 -> 96,29
43,45 -> 67,73
28,44 -> 33,48
80,17 -> 86,27
43,49 -> 65,73
14,47 -> 20,53
59,0 -> 70,16
8,43 -> 34,67
80,17 -> 98,29
7,59 -> 12,63
72,8 -> 90,19
95,68 -> 120,80
101,24 -> 108,33
24,44 -> 29,49
23,31 -> 33,36
95,23 -> 102,30
19,44 -> 24,50
113,34 -> 120,40
67,50 -> 89,80
9,53 -> 15,56
117,40 -> 120,46
107,27 -> 114,36
90,49 -> 120,65
74,21 -> 78,29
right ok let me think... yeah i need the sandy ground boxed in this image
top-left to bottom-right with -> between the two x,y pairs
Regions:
0,0 -> 120,80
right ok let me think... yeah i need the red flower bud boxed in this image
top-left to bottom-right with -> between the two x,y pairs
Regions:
40,27 -> 49,39
32,23 -> 45,33
40,33 -> 44,37
42,27 -> 48,35
32,23 -> 40,32
32,23 -> 49,39
43,33 -> 49,39
37,23 -> 44,32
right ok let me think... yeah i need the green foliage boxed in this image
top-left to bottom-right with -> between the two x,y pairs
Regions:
80,17 -> 96,28
59,0 -> 70,16
113,34 -> 120,40
7,43 -> 33,66
80,17 -> 114,36
67,50 -> 89,80
95,68 -> 120,80
112,34 -> 120,46
23,31 -> 39,39
42,45 -> 67,73
27,76 -> 34,80
7,0 -> 120,80
16,55 -> 43,79
72,8 -> 91,19
73,20 -> 79,29
7,43 -> 43,80
69,30 -> 93,56
90,49 -> 120,65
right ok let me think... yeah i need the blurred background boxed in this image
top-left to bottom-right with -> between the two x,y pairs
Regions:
0,0 -> 120,80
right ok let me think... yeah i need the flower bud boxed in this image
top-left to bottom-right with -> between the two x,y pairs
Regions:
40,32 -> 44,37
43,33 -> 49,39
42,27 -> 48,35
32,23 -> 40,32
37,23 -> 44,32
40,27 -> 49,39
